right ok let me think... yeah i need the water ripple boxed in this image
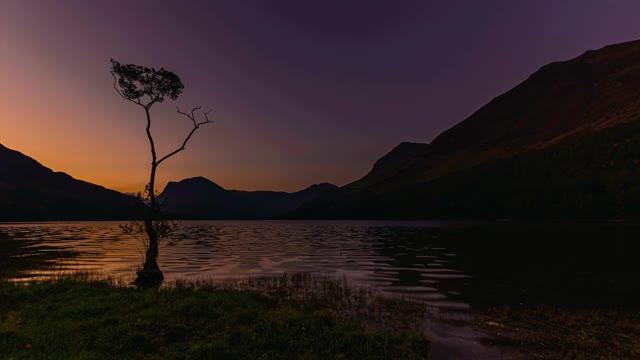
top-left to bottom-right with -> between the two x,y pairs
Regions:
1,220 -> 471,309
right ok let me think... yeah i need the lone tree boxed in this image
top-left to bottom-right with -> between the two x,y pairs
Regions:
110,59 -> 213,286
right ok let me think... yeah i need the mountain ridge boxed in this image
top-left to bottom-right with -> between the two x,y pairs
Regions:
160,176 -> 337,219
290,39 -> 640,219
0,143 -> 136,221
0,143 -> 337,221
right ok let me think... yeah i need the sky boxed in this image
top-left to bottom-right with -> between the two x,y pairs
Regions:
2,1 -> 640,193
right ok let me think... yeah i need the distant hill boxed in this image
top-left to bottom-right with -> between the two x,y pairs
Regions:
290,39 -> 640,219
0,144 -> 135,221
159,177 -> 337,219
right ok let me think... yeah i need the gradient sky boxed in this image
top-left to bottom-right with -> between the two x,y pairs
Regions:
2,1 -> 640,193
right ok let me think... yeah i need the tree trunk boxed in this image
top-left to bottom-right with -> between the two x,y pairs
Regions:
134,158 -> 164,287
134,214 -> 164,287
134,217 -> 163,287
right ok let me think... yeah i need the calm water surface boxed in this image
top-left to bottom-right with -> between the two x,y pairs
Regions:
2,221 -> 472,307
3,220 -> 640,309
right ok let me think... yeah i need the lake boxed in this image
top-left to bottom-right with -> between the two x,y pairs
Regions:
3,220 -> 640,309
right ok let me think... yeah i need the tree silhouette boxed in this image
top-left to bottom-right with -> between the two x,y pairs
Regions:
110,59 -> 213,286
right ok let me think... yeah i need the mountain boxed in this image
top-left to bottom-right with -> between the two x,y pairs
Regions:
291,39 -> 640,219
0,144 -> 135,221
159,177 -> 337,219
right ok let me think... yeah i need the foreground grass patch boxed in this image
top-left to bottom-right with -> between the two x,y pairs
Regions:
0,278 -> 429,359
476,304 -> 640,359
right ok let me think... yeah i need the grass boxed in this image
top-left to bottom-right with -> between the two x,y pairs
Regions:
475,304 -> 640,359
0,273 -> 430,359
199,273 -> 434,333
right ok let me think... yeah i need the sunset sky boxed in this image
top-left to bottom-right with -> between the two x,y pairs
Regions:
2,1 -> 640,193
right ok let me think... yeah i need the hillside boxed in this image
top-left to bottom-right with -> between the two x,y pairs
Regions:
0,144 -> 135,221
160,177 -> 337,219
291,39 -> 640,219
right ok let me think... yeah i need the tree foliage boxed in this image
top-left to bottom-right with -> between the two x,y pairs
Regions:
110,59 -> 183,104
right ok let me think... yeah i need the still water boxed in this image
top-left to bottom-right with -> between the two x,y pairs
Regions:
3,220 -> 640,309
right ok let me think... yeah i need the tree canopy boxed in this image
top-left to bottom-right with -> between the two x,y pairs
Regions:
110,59 -> 184,105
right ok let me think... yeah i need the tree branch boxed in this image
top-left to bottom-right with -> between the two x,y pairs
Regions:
145,98 -> 159,110
156,107 -> 214,166
111,72 -> 143,106
176,106 -> 201,127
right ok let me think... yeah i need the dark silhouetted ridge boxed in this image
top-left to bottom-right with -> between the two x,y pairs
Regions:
0,144 -> 135,221
160,177 -> 336,219
290,39 -> 640,219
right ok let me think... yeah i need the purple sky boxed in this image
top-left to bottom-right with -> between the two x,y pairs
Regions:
2,1 -> 640,192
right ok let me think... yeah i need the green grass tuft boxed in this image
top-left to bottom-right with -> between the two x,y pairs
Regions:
0,276 -> 430,359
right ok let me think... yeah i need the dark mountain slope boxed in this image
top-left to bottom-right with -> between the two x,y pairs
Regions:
294,120 -> 640,219
0,144 -> 135,221
160,177 -> 337,219
291,39 -> 640,219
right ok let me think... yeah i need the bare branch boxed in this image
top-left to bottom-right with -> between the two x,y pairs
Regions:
176,106 -> 202,127
201,109 -> 214,125
156,107 -> 214,166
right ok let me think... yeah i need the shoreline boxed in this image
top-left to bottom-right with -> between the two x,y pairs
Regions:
1,274 -> 431,359
2,232 -> 639,358
5,272 -> 637,359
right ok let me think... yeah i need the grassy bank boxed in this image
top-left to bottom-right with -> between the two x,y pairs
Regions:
0,274 -> 430,359
476,304 -> 640,359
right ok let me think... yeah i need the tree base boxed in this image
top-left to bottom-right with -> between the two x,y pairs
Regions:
133,268 -> 164,288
